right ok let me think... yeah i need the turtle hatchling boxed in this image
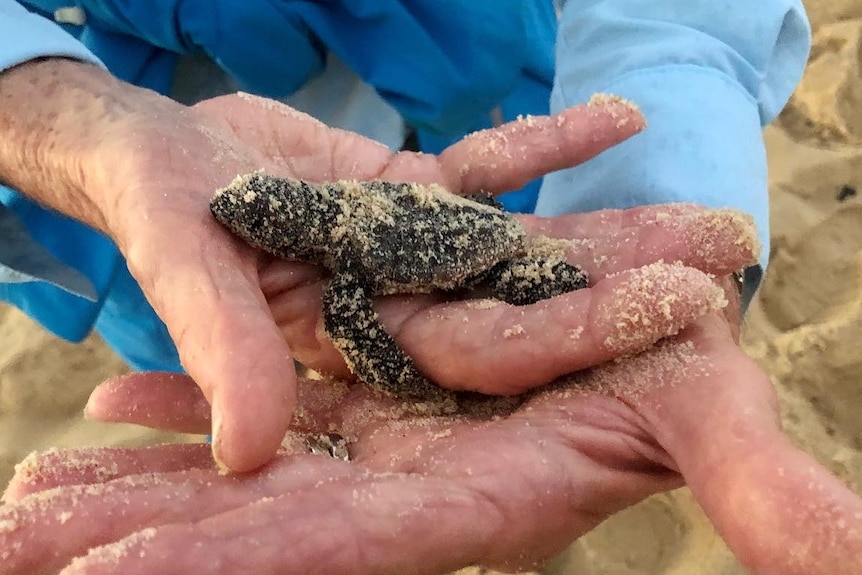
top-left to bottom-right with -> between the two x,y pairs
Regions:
210,173 -> 588,405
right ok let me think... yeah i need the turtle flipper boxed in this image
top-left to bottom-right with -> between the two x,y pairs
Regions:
322,269 -> 452,404
467,191 -> 504,209
479,258 -> 588,306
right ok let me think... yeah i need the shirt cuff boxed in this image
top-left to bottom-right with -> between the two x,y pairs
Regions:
0,2 -> 101,72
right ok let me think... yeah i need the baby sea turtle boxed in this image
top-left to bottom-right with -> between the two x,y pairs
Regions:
210,173 -> 587,406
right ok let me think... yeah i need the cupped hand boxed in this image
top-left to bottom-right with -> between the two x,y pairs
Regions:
79,83 -> 752,472
4,294 -> 861,575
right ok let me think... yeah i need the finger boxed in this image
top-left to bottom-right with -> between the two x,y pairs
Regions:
262,204 -> 758,334
86,372 -> 354,437
85,373 -> 213,434
3,443 -> 215,502
54,466 -> 612,575
521,204 -> 761,279
122,218 -> 296,473
194,94 -> 393,181
629,316 -> 862,575
58,406 -> 673,575
263,205 -> 754,383
0,456 -> 355,575
393,262 -> 727,395
439,96 -> 646,194
56,478 -> 536,575
264,261 -> 730,391
197,90 -> 645,198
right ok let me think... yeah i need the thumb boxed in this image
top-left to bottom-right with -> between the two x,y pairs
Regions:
634,316 -> 862,575
123,214 -> 296,472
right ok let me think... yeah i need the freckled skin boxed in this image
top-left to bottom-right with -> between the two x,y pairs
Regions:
210,173 -> 588,405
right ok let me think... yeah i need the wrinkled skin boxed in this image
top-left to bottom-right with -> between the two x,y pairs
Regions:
0,59 -> 746,468
3,278 -> 861,575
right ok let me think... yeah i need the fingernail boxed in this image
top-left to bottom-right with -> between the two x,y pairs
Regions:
587,93 -> 641,115
211,408 -> 231,475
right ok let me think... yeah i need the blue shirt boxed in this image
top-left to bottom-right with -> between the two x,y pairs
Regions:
0,0 -> 810,371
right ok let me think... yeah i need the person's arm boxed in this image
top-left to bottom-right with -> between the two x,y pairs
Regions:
538,0 -> 811,304
0,57 -> 151,232
0,2 -> 110,297
0,2 -> 117,226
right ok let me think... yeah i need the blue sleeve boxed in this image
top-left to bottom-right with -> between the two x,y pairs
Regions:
536,0 -> 811,295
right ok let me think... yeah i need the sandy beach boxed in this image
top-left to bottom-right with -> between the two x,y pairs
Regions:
2,0 -> 860,573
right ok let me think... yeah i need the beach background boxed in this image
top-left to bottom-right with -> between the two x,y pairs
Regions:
2,0 -> 861,573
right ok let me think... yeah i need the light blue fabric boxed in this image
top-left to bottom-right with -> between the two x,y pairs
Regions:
0,1 -> 95,64
537,0 -> 811,279
0,0 -> 810,371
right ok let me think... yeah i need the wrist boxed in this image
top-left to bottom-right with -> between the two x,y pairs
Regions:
0,58 -> 169,234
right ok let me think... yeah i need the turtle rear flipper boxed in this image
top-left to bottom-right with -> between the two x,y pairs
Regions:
322,269 -> 453,405
478,258 -> 588,306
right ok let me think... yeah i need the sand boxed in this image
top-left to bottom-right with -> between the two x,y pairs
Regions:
2,1 -> 861,572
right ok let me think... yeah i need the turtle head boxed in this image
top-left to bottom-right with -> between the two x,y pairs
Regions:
210,172 -> 337,261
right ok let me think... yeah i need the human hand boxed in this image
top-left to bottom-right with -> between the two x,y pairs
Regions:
4,293 -> 860,575
0,59 -> 740,472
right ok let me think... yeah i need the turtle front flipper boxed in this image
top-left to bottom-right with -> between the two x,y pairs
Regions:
467,191 -> 504,209
322,268 -> 454,406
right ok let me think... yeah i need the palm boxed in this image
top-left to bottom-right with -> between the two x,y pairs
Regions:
4,310 -> 861,575
0,376 -> 679,575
